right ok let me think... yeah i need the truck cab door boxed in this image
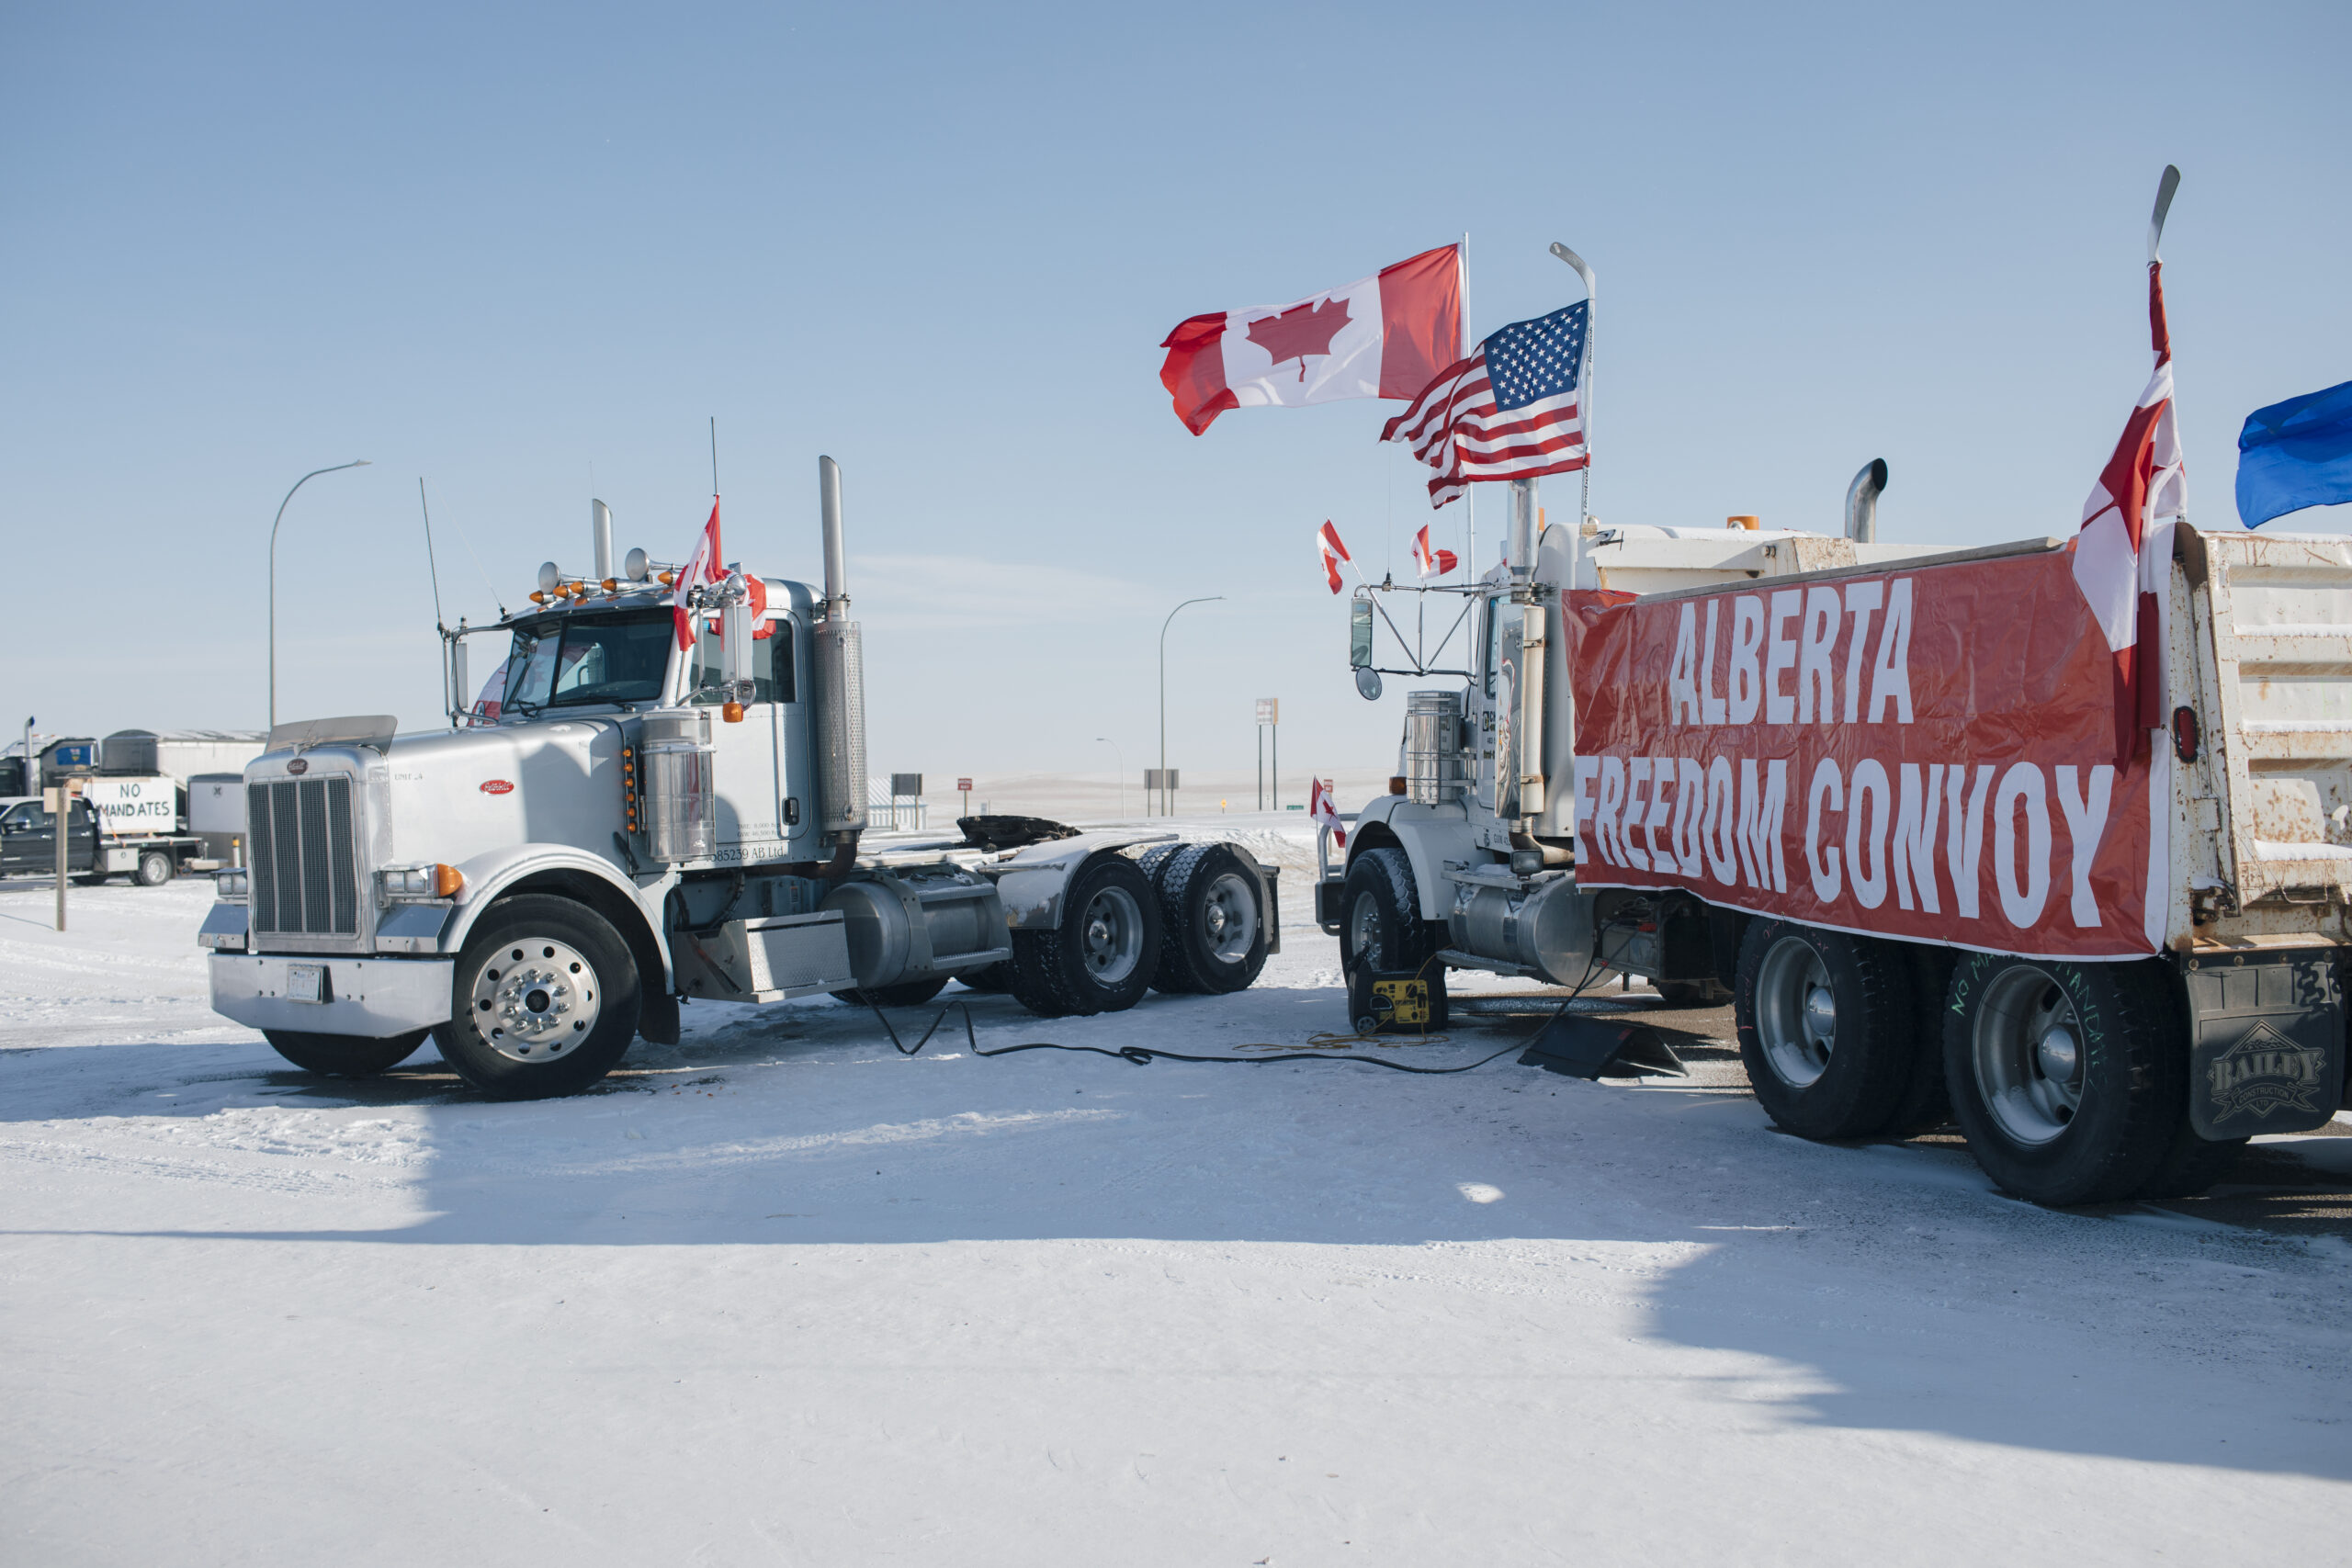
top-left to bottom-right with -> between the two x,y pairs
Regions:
9,803 -> 57,872
71,800 -> 99,869
0,803 -> 34,870
684,606 -> 792,860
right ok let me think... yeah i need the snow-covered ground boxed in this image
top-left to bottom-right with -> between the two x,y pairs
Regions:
5,843 -> 2350,1565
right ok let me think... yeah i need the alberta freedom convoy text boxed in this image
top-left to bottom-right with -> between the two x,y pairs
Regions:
1567,556 -> 2157,959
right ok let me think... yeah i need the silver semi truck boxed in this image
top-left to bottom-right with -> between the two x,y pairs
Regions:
1320,470 -> 2352,1206
201,458 -> 1276,1098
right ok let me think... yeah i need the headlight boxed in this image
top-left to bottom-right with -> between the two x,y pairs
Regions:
215,868 -> 249,899
378,864 -> 463,900
379,867 -> 433,898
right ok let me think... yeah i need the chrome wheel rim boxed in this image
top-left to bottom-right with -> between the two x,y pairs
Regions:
1199,870 -> 1259,963
1078,885 -> 1145,986
1348,888 -> 1383,969
1972,964 -> 2083,1146
469,937 -> 601,1063
1754,935 -> 1836,1089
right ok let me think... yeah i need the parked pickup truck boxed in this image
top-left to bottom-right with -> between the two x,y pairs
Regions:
0,796 -> 103,880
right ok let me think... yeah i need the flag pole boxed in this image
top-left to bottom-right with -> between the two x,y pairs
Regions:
1460,232 -> 1474,574
1549,243 -> 1597,530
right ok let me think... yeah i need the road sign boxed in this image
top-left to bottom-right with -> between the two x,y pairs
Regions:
1145,769 -> 1178,791
1255,698 -> 1278,725
890,773 -> 922,796
956,777 -> 972,792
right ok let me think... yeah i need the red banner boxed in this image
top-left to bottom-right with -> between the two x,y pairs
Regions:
1567,548 -> 2163,959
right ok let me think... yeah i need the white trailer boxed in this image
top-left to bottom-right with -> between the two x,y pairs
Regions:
199,459 -> 1278,1098
1319,469 -> 2351,1206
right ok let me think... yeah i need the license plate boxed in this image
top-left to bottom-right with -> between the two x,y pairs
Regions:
287,963 -> 327,1003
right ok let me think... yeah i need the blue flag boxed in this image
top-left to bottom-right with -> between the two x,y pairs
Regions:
2237,378 -> 2352,527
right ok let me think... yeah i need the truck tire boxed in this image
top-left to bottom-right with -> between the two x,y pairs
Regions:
1150,843 -> 1268,996
1942,953 -> 2182,1206
1735,919 -> 1914,1141
263,1028 -> 428,1077
435,895 -> 642,1099
1879,943 -> 1958,1137
135,850 -> 175,887
832,976 -> 950,1009
956,963 -> 1012,994
1338,847 -> 1439,981
1007,853 -> 1160,1018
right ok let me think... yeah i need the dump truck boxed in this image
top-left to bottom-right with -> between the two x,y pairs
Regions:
1318,468 -> 2351,1205
201,458 -> 1277,1098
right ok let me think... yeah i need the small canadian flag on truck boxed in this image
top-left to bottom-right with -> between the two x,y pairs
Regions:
1310,778 -> 1346,848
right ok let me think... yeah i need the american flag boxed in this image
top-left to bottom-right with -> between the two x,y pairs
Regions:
1381,301 -> 1588,508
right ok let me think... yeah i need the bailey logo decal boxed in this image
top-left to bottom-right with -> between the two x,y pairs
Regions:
480,779 -> 514,795
2207,1021 -> 2326,1121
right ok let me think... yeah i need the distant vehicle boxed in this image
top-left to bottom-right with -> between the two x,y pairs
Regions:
0,796 -> 104,881
202,458 -> 1278,1098
77,775 -> 210,885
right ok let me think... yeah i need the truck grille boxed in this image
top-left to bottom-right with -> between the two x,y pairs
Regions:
249,776 -> 360,937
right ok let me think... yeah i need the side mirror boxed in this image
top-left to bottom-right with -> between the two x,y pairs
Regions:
1349,597 -> 1374,670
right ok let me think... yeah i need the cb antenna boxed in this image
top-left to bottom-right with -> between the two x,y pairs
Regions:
418,478 -> 448,630
709,415 -> 720,497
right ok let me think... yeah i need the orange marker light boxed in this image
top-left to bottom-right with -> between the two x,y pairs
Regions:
433,863 -> 465,898
529,591 -> 548,604
722,701 -> 745,724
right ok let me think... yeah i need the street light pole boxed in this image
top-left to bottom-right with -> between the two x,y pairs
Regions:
1094,737 -> 1125,819
1158,595 -> 1222,816
268,459 -> 371,728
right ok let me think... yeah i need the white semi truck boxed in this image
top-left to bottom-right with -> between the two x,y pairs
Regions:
202,458 -> 1276,1098
1320,469 -> 2352,1206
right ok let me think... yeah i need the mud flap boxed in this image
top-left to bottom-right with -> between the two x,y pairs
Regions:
2181,950 -> 2346,1138
638,990 -> 681,1046
1519,1014 -> 1688,1080
1347,964 -> 1449,1036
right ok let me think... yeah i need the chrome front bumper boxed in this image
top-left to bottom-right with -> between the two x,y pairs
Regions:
209,953 -> 455,1039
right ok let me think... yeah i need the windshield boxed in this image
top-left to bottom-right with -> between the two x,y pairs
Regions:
497,610 -> 676,716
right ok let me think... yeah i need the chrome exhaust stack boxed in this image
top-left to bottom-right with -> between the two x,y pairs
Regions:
592,499 -> 615,581
1845,458 -> 1888,543
812,455 -> 866,837
820,455 -> 849,617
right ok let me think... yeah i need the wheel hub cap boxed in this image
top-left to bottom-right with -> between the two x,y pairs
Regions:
1200,871 -> 1259,963
1972,965 -> 2085,1146
1754,935 -> 1835,1089
1079,886 -> 1143,983
469,939 -> 600,1063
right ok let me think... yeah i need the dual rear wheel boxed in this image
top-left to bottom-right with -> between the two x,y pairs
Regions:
1736,919 -> 2241,1205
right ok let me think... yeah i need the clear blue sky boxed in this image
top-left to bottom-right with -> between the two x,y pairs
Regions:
5,1 -> 2346,791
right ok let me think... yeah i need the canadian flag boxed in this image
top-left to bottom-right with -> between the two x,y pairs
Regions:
1412,523 -> 1458,580
673,498 -> 724,650
1309,778 -> 1347,849
1317,521 -> 1352,594
2072,261 -> 2184,765
1159,245 -> 1463,436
